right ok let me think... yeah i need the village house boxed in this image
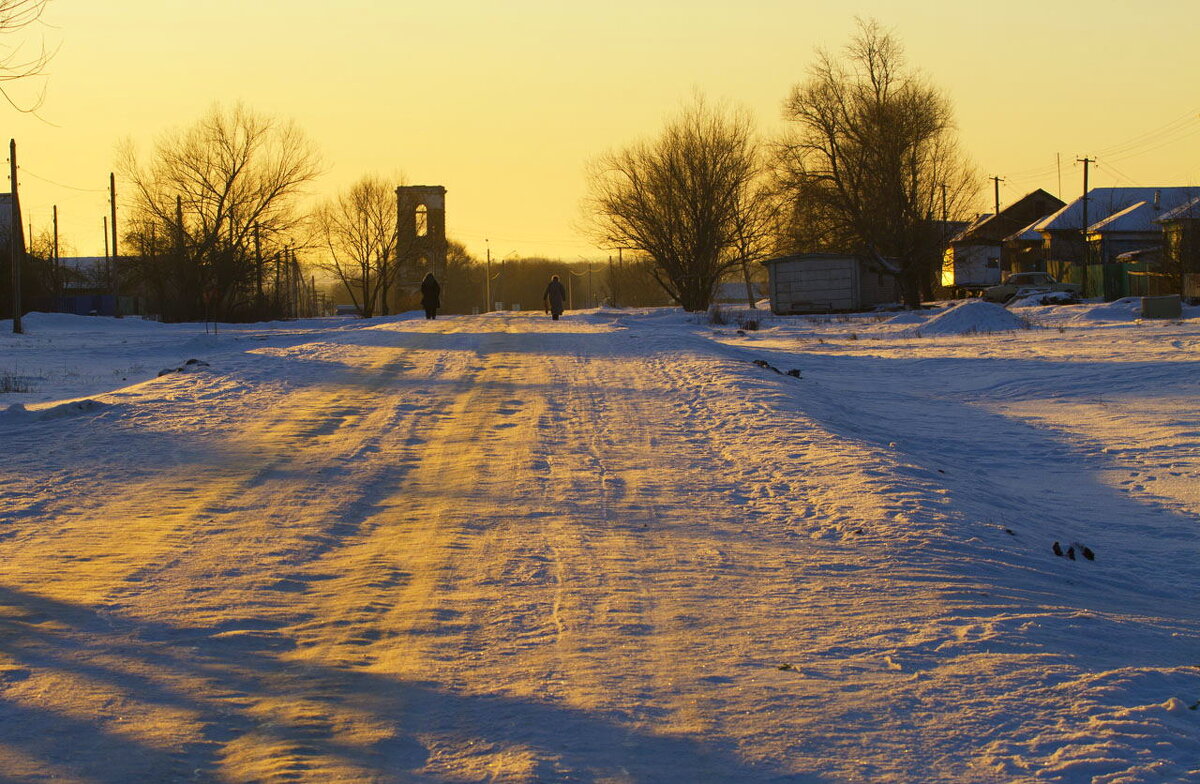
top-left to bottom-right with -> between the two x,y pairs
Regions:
1156,196 -> 1200,298
1032,186 -> 1198,299
942,189 -> 1064,295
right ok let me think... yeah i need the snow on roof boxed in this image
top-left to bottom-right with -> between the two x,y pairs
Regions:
1156,195 -> 1200,222
1033,187 -> 1200,233
1004,218 -> 1044,243
1088,201 -> 1154,234
948,213 -> 994,243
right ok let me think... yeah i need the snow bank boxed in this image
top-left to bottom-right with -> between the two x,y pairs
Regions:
1008,290 -> 1078,308
0,398 -> 113,425
915,300 -> 1031,334
15,312 -> 171,333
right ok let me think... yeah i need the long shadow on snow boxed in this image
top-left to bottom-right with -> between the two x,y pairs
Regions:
732,342 -> 1200,624
0,584 -> 826,783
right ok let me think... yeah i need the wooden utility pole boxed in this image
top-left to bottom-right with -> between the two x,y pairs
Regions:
109,172 -> 121,317
1077,156 -> 1094,264
254,223 -> 263,312
52,204 -> 59,297
485,240 -> 491,312
991,176 -> 1005,217
9,139 -> 22,334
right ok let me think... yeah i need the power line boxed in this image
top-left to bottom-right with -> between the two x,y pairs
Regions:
17,167 -> 107,193
1090,109 -> 1200,159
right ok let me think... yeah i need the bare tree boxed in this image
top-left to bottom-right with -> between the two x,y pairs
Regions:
312,175 -> 398,318
119,103 -> 321,321
728,181 -> 784,307
586,96 -> 765,312
1,0 -> 52,111
777,19 -> 977,306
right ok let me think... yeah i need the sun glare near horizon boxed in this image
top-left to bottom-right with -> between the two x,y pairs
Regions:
7,0 -> 1200,263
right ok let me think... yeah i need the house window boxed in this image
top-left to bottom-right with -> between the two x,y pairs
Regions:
415,205 -> 428,237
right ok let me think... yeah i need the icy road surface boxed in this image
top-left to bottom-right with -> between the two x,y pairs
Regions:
1,308 -> 1198,783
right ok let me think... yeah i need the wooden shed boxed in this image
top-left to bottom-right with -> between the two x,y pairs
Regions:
761,253 -> 901,314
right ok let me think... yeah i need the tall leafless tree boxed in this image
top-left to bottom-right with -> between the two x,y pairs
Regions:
119,103 -> 321,321
1,0 -> 52,111
776,19 -> 977,306
312,175 -> 399,318
586,96 -> 765,312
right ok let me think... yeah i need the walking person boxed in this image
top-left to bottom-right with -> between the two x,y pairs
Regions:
420,272 -> 441,320
543,275 -> 567,321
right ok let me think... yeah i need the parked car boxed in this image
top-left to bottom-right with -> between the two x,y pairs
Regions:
982,272 -> 1081,303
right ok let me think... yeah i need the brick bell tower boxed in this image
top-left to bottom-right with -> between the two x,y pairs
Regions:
396,185 -> 447,281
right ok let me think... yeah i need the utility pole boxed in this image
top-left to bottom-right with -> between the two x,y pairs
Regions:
485,240 -> 491,313
254,223 -> 263,313
52,204 -> 59,297
1077,156 -> 1094,266
109,172 -> 121,317
9,139 -> 22,334
990,176 -> 1005,217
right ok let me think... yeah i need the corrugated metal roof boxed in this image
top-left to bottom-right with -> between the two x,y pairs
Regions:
1034,187 -> 1199,232
1157,195 -> 1200,222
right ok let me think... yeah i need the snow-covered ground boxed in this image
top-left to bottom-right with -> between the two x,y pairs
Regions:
1,302 -> 1197,783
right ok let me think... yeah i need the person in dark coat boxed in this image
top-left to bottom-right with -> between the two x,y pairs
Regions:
543,275 -> 567,320
420,272 -> 441,320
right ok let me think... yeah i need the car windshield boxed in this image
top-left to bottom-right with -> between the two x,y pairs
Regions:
1007,274 -> 1045,285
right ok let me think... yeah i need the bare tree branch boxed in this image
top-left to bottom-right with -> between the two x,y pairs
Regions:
585,95 -> 766,311
776,19 -> 978,306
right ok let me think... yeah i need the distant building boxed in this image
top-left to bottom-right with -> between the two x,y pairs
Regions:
1156,196 -> 1200,298
942,189 -> 1064,293
762,253 -> 901,314
1032,186 -> 1199,298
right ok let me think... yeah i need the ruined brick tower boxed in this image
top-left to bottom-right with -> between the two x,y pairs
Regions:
396,185 -> 447,281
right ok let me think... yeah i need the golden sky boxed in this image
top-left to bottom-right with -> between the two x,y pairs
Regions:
7,0 -> 1200,262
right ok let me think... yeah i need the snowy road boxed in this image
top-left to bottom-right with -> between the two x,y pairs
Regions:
1,310 -> 1198,783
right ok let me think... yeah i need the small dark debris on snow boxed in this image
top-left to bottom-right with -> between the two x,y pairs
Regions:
158,359 -> 212,377
777,663 -> 794,671
786,368 -> 802,378
1004,528 -> 1015,536
1052,540 -> 1096,561
752,359 -> 783,374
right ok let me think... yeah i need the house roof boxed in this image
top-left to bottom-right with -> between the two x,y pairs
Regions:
952,189 -> 1065,245
1088,201 -> 1156,234
1034,187 -> 1199,233
1157,195 -> 1200,222
761,252 -> 901,274
1004,218 -> 1044,243
949,213 -> 993,244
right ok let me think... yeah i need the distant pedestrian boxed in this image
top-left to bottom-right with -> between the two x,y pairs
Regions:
420,272 -> 441,320
543,275 -> 567,320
